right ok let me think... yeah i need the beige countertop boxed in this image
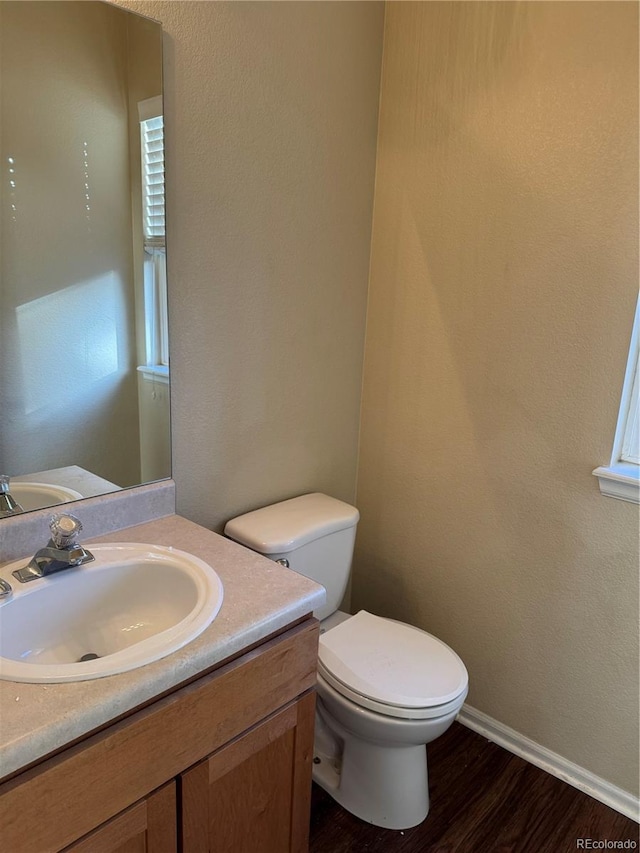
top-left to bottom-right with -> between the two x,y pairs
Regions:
0,514 -> 325,780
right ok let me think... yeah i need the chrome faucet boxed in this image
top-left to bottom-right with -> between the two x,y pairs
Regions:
0,475 -> 24,517
12,514 -> 94,584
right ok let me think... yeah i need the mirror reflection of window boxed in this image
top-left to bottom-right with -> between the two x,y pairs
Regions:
135,95 -> 171,485
139,96 -> 168,376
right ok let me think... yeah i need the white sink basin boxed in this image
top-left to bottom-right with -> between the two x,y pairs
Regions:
0,543 -> 224,683
9,481 -> 84,511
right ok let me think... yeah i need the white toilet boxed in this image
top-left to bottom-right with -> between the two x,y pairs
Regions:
224,493 -> 468,830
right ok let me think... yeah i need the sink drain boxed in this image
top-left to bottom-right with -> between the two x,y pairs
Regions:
78,653 -> 100,662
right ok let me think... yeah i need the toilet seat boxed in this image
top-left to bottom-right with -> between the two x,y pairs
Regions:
318,611 -> 468,720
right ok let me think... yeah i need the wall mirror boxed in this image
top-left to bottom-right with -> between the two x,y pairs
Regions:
0,1 -> 170,517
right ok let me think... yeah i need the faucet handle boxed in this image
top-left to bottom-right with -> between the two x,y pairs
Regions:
49,514 -> 83,549
0,475 -> 24,516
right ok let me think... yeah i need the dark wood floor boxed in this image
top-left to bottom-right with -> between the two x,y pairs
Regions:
309,722 -> 639,853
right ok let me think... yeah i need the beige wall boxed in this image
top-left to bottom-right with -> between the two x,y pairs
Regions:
138,374 -> 171,483
119,1 -> 384,529
113,0 -> 638,799
355,1 -> 639,796
0,1 -> 141,487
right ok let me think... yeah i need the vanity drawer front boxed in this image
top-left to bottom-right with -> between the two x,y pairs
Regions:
0,618 -> 319,853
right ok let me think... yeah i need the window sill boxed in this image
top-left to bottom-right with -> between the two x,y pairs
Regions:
137,365 -> 169,385
592,463 -> 639,504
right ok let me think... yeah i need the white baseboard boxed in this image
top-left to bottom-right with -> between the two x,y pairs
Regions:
457,704 -> 640,823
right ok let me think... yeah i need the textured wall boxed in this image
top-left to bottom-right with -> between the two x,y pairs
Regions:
119,0 -> 384,529
355,1 -> 639,795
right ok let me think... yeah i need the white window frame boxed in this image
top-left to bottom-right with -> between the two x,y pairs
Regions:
137,96 -> 169,385
593,295 -> 640,503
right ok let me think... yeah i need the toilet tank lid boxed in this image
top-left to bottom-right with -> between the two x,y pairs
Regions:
224,493 -> 359,554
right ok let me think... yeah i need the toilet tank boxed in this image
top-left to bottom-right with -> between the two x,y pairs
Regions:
224,493 -> 359,621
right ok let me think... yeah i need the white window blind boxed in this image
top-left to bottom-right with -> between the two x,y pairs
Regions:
137,96 -> 168,371
141,114 -> 165,246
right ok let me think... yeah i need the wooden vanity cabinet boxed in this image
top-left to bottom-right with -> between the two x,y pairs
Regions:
63,782 -> 177,853
0,618 -> 319,853
181,692 -> 316,853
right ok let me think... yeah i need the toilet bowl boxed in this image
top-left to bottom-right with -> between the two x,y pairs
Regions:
313,609 -> 468,829
224,493 -> 469,830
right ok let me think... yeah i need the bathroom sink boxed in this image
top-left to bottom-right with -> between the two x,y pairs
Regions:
9,481 -> 84,511
0,543 -> 224,683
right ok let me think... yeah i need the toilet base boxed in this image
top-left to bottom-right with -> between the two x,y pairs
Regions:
313,701 -> 430,830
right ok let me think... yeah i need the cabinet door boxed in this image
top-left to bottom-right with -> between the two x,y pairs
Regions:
181,691 -> 315,853
62,782 -> 176,853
